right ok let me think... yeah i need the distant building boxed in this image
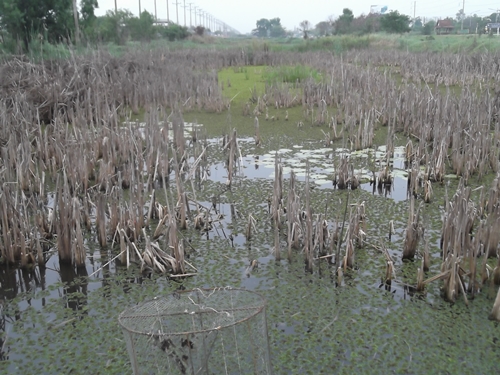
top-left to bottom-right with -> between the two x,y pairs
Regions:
435,19 -> 454,35
370,5 -> 388,14
486,23 -> 500,35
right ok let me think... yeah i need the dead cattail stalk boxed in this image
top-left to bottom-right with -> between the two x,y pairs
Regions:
274,224 -> 280,261
388,220 -> 395,241
336,266 -> 343,286
304,161 -> 314,271
489,287 -> 500,321
385,261 -> 394,285
422,236 -> 430,272
402,196 -> 422,260
493,256 -> 500,286
416,259 -> 425,292
96,194 -> 107,249
246,214 -> 256,242
254,116 -> 261,145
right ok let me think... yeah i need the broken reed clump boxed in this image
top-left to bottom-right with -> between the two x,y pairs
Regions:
415,177 -> 500,318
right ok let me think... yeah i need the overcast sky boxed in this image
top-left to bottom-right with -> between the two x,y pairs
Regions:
95,1 -> 500,34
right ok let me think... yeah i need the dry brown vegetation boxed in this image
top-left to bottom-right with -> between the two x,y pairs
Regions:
1,46 -> 500,317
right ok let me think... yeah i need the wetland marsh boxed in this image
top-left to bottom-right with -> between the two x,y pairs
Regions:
0,45 -> 500,374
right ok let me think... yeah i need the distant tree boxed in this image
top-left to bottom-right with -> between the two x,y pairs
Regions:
456,9 -> 465,22
80,0 -> 99,42
299,20 -> 311,39
269,18 -> 286,37
421,20 -> 435,35
413,17 -> 423,31
252,18 -> 285,37
160,23 -> 189,41
380,11 -> 411,33
0,0 -> 75,50
127,11 -> 156,41
339,8 -> 354,23
315,21 -> 332,36
253,18 -> 271,37
335,8 -> 354,34
194,25 -> 205,36
349,13 -> 381,34
96,10 -> 133,44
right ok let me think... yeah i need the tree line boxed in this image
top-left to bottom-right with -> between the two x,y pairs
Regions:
253,9 -> 500,38
0,0 -> 196,53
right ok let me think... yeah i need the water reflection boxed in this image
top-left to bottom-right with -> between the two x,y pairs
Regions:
60,264 -> 88,313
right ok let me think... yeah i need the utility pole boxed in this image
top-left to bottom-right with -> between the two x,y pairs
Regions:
461,0 -> 465,30
139,0 -> 141,15
154,0 -> 157,19
183,0 -> 186,27
173,1 -> 180,24
193,6 -> 198,25
197,9 -> 203,27
166,0 -> 170,23
115,0 -> 118,12
414,1 -> 416,19
188,3 -> 193,27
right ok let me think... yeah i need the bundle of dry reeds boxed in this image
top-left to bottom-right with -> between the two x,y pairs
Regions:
402,196 -> 422,260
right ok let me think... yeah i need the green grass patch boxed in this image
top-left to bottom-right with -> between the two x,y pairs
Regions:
218,66 -> 266,109
262,65 -> 322,85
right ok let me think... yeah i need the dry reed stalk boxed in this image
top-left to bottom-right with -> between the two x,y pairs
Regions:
107,192 -> 120,237
481,228 -> 491,285
334,266 -> 342,286
489,287 -> 500,321
167,215 -> 186,275
246,214 -> 257,242
304,162 -> 314,271
402,196 -> 422,260
405,139 -> 414,164
493,256 -> 500,286
153,214 -> 170,241
56,178 -> 72,264
319,218 -> 329,257
96,194 -> 107,249
274,223 -> 280,261
343,239 -> 355,270
422,237 -> 430,272
254,116 -> 261,146
337,157 -> 349,190
0,184 -> 15,264
72,197 -> 86,267
388,220 -> 395,241
485,213 -> 500,259
118,224 -> 128,266
329,219 -> 339,262
145,189 -> 157,226
36,237 -> 44,268
416,259 -> 425,292
287,171 -> 300,257
385,261 -> 394,285
424,180 -> 433,203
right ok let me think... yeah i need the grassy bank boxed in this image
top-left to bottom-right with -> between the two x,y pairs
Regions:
3,32 -> 500,62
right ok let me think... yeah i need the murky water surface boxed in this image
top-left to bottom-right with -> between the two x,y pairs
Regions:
1,124 -> 499,375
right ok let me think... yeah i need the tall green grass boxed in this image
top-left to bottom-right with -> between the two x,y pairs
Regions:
2,32 -> 500,62
262,65 -> 321,84
391,33 -> 500,53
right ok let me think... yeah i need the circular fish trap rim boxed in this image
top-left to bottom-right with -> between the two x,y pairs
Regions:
118,287 -> 267,337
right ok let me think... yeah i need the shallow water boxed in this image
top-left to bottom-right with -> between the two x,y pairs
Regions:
1,121 -> 499,375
